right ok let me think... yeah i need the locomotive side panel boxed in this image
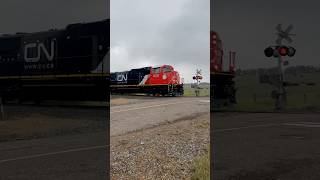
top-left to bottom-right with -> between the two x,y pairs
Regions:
0,19 -> 110,76
58,20 -> 110,74
0,19 -> 110,101
110,67 -> 151,85
0,37 -> 23,75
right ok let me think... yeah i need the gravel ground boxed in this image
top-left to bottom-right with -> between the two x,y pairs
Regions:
111,112 -> 210,180
0,105 -> 107,142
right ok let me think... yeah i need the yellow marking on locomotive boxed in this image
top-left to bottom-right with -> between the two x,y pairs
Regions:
0,73 -> 110,80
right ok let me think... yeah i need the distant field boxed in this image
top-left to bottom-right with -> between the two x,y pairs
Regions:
229,72 -> 320,112
184,83 -> 210,97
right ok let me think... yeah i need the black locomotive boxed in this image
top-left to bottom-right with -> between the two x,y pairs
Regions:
110,65 -> 184,96
0,19 -> 109,101
110,67 -> 151,85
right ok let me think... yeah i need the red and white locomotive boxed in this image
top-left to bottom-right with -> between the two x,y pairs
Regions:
211,31 -> 237,106
111,65 -> 184,96
211,31 -> 235,73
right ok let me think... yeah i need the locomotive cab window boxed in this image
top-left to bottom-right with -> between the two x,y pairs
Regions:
163,66 -> 172,72
152,67 -> 160,74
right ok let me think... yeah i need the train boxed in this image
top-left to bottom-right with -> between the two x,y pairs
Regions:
0,19 -> 110,101
110,65 -> 184,96
210,31 -> 237,106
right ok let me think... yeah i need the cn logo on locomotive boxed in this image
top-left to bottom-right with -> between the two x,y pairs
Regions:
24,40 -> 55,63
117,74 -> 128,83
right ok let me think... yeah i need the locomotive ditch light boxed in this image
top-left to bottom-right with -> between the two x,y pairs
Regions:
214,64 -> 219,70
264,47 -> 274,57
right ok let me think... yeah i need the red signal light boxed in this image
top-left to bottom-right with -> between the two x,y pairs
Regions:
278,46 -> 288,56
264,46 -> 295,58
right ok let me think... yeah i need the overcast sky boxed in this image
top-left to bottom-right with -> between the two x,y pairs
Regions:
212,0 -> 320,70
0,0 -> 109,34
111,0 -> 210,83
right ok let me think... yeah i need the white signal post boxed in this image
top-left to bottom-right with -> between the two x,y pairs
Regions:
193,69 -> 202,96
274,24 -> 295,110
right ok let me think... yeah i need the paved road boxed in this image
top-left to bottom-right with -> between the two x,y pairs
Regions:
0,132 -> 108,180
111,97 -> 210,136
0,96 -> 209,180
212,112 -> 320,180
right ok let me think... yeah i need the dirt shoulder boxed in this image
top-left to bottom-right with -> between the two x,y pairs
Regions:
111,112 -> 210,180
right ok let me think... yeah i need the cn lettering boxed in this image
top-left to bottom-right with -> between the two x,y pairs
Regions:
24,40 -> 55,62
117,74 -> 127,82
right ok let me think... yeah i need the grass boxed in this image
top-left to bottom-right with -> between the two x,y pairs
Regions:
228,72 -> 320,112
191,147 -> 210,180
184,84 -> 210,97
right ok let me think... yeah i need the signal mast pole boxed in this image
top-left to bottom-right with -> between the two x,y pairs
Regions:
276,40 -> 286,110
193,69 -> 202,97
274,24 -> 295,110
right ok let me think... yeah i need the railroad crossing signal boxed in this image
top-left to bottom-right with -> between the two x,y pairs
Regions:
193,69 -> 202,97
263,24 -> 296,110
193,69 -> 202,81
264,46 -> 296,57
193,75 -> 203,80
276,24 -> 296,44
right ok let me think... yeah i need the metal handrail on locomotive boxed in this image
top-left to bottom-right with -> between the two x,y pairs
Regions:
0,19 -> 110,101
111,65 -> 184,96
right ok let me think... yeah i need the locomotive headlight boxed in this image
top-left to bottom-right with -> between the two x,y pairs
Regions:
162,74 -> 167,80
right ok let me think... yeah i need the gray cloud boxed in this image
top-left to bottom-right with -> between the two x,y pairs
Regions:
0,0 -> 109,34
212,0 -> 320,70
111,0 -> 209,83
